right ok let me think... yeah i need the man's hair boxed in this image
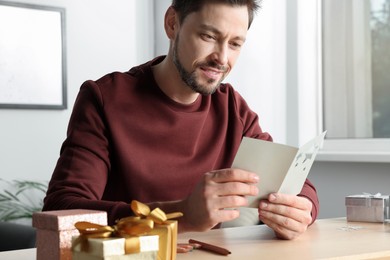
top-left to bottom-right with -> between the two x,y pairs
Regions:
171,0 -> 262,29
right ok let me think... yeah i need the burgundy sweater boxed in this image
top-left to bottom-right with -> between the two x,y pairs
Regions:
43,57 -> 319,225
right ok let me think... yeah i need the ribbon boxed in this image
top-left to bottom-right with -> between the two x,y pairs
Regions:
360,193 -> 380,207
72,221 -> 115,252
130,200 -> 183,224
72,200 -> 183,254
362,192 -> 382,198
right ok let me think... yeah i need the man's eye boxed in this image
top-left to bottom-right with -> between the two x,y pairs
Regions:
230,42 -> 242,50
201,34 -> 215,41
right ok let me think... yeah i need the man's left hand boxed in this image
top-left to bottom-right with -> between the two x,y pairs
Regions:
258,193 -> 313,240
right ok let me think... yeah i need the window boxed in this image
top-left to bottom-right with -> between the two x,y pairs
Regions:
320,0 -> 390,162
371,0 -> 390,138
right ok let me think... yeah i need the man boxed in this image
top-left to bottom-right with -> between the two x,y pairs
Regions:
43,0 -> 318,240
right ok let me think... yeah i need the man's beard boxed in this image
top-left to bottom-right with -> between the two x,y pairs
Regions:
172,36 -> 227,95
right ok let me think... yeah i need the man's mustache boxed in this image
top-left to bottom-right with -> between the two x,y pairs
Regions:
198,61 -> 228,73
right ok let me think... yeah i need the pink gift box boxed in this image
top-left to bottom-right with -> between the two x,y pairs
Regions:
33,209 -> 107,260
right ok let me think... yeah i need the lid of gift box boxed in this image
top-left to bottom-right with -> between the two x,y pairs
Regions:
32,209 -> 107,231
345,195 -> 389,207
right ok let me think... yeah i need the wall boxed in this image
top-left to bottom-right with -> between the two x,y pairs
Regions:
0,0 -> 154,182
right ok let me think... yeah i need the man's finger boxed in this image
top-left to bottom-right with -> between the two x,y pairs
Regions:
207,169 -> 259,183
268,193 -> 311,210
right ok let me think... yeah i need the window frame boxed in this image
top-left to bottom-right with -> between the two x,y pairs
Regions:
308,0 -> 390,162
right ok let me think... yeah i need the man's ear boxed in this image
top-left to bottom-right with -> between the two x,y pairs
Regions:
164,6 -> 178,40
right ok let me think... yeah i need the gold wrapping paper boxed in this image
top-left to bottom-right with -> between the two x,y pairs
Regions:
148,220 -> 177,260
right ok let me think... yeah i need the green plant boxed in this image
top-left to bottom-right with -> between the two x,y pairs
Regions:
0,179 -> 47,222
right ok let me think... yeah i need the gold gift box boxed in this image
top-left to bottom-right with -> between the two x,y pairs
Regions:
72,200 -> 182,260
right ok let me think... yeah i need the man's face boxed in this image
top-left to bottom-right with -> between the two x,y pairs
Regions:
172,3 -> 249,95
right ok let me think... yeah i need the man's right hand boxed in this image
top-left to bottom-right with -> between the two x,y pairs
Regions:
178,168 -> 259,232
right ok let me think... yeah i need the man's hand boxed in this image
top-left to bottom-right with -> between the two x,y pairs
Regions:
258,193 -> 313,240
179,168 -> 259,232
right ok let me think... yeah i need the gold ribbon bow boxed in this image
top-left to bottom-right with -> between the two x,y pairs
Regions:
129,200 -> 183,225
73,200 -> 183,254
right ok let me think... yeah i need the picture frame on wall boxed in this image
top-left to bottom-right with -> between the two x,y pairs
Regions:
0,1 -> 67,109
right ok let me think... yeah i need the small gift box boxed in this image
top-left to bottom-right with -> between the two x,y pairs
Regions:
32,209 -> 107,260
72,201 -> 182,260
346,193 -> 390,223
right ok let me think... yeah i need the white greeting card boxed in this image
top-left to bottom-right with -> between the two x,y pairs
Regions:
232,131 -> 326,208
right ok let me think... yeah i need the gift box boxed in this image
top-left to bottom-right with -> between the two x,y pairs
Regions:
72,235 -> 159,260
346,194 -> 390,222
32,209 -> 107,260
71,201 -> 182,260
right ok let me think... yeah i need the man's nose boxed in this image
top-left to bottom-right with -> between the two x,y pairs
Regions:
211,43 -> 229,66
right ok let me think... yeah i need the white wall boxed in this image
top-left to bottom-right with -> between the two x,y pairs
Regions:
226,0 -> 287,144
0,0 -> 154,182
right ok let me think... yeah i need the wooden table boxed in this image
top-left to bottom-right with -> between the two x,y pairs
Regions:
1,218 -> 390,259
177,218 -> 390,259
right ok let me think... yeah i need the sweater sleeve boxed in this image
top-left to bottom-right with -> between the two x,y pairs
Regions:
298,178 -> 319,224
42,80 -> 133,225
